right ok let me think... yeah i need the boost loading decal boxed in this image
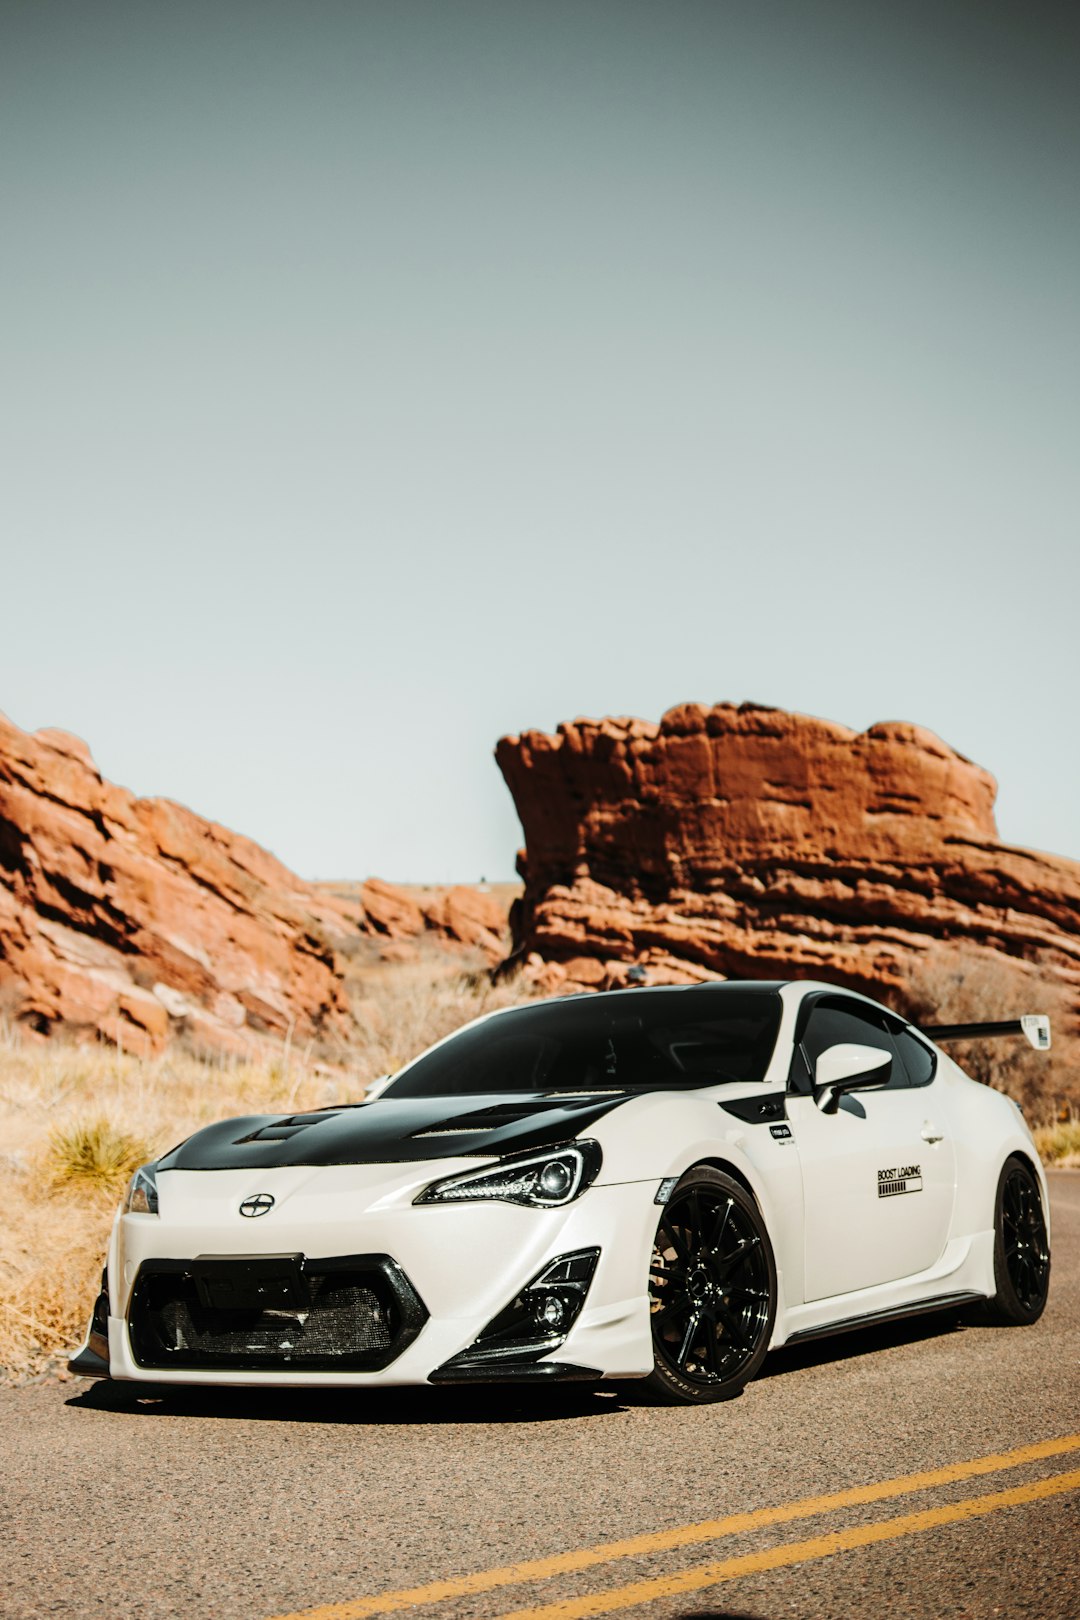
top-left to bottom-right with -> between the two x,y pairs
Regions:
878,1164 -> 923,1197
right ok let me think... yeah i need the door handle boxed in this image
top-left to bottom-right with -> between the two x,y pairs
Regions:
921,1122 -> 944,1143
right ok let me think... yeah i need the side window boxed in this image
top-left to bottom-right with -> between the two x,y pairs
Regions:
893,1027 -> 937,1088
789,999 -> 907,1092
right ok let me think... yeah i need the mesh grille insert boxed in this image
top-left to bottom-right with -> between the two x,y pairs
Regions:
128,1254 -> 427,1372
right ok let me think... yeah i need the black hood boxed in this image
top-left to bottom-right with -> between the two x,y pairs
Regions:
156,1092 -> 633,1171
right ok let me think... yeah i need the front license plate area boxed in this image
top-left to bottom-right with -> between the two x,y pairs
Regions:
193,1254 -> 306,1312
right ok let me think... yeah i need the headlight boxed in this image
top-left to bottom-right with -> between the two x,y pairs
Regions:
415,1141 -> 601,1208
123,1163 -> 159,1215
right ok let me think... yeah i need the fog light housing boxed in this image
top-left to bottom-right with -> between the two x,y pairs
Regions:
433,1248 -> 600,1374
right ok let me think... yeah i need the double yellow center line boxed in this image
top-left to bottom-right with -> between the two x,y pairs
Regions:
270,1433 -> 1080,1620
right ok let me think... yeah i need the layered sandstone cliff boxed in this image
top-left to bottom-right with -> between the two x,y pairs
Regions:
350,878 -> 507,961
0,714 -> 359,1054
495,703 -> 1080,1017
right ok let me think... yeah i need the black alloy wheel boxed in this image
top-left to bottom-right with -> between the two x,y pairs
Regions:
985,1157 -> 1050,1325
645,1167 -> 776,1404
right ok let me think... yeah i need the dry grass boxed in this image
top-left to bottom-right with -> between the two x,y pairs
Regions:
0,951 -> 539,1384
1033,1115 -> 1080,1169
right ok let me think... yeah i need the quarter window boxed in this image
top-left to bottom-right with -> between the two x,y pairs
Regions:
893,1027 -> 937,1088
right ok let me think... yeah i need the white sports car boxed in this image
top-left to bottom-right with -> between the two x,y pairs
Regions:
70,980 -> 1052,1404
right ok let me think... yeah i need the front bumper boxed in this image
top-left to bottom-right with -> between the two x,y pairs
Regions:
89,1162 -> 658,1386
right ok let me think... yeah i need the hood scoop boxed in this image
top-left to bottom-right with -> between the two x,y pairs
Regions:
234,1112 -> 341,1144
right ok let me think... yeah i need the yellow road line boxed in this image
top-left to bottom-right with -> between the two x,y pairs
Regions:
268,1433 -> 1080,1620
494,1467 -> 1080,1620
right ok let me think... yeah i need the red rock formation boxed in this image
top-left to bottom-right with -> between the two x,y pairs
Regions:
0,714 -> 357,1054
353,879 -> 508,962
495,703 -> 1080,1019
422,885 -> 506,958
358,878 -> 427,939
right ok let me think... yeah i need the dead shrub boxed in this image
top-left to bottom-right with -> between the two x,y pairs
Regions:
47,1118 -> 151,1194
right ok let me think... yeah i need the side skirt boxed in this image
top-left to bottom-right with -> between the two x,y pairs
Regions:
783,1290 -> 985,1346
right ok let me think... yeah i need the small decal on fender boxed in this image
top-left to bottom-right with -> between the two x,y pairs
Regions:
877,1164 -> 923,1197
769,1123 -> 793,1141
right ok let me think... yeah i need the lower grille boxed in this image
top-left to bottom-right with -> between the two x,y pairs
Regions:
128,1254 -> 427,1372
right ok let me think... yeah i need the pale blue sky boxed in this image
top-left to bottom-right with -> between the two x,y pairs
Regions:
2,1 -> 1078,879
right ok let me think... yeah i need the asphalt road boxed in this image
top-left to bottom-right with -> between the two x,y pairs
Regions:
2,1174 -> 1078,1620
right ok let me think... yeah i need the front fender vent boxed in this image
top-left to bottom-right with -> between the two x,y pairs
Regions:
719,1093 -> 787,1125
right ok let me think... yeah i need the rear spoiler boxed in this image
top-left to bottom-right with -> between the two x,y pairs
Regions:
922,1015 -> 1051,1052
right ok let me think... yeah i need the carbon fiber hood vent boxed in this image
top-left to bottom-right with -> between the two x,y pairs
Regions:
409,1099 -> 570,1138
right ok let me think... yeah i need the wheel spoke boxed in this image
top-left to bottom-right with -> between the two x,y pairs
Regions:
677,1311 -> 703,1367
663,1219 -> 691,1263
653,1292 -> 691,1325
716,1304 -> 751,1350
653,1253 -> 688,1281
716,1235 -> 759,1278
710,1198 -> 733,1249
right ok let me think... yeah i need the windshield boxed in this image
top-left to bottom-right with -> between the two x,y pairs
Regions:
383,986 -> 782,1099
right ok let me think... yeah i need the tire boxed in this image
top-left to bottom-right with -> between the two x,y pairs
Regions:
984,1157 -> 1050,1326
645,1167 -> 777,1405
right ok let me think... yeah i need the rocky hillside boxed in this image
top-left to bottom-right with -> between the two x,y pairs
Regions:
0,714 -> 366,1054
327,878 -> 509,964
0,712 -> 513,1057
496,703 -> 1080,1027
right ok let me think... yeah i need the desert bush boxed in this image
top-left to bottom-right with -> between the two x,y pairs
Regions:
47,1118 -> 151,1193
1033,1114 -> 1080,1168
902,947 -> 1078,1124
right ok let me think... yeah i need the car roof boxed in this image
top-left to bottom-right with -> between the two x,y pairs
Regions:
528,979 -> 790,1010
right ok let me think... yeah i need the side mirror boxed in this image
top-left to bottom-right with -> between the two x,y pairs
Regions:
814,1043 -> 891,1113
364,1073 -> 393,1101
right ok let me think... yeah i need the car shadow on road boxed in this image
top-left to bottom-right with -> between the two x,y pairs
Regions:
759,1307 -> 971,1380
66,1378 -> 630,1426
65,1312 -> 975,1426
673,1612 -> 773,1619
